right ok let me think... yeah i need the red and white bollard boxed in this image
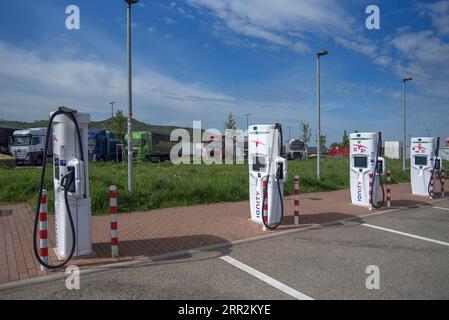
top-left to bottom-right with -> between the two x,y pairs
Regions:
293,176 -> 300,225
109,186 -> 118,257
39,189 -> 48,271
368,173 -> 373,211
441,168 -> 445,198
262,179 -> 268,231
386,170 -> 392,208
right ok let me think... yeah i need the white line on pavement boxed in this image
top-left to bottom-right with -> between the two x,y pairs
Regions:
432,206 -> 449,212
220,255 -> 314,300
362,224 -> 449,247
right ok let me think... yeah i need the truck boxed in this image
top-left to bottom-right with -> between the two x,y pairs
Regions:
0,127 -> 17,155
125,131 -> 177,162
285,139 -> 306,160
9,128 -> 50,165
88,130 -> 118,162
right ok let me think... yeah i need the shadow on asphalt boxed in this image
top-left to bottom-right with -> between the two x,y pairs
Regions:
283,212 -> 361,226
88,235 -> 233,274
93,234 -> 232,261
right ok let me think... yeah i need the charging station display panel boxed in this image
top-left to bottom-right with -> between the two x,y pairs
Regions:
353,156 -> 368,168
414,156 -> 427,166
252,156 -> 266,172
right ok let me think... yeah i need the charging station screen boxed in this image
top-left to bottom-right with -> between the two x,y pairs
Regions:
414,156 -> 427,166
252,156 -> 266,172
353,156 -> 368,168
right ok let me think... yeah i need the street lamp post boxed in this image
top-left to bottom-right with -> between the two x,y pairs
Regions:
402,77 -> 412,172
110,101 -> 116,119
125,0 -> 139,192
288,126 -> 293,141
316,50 -> 328,180
244,113 -> 251,130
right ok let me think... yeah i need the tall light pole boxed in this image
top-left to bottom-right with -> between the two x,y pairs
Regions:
125,0 -> 139,192
244,113 -> 251,131
316,50 -> 328,180
110,101 -> 116,119
288,126 -> 293,141
402,77 -> 412,172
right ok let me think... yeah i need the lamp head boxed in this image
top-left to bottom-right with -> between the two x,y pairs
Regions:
317,50 -> 329,57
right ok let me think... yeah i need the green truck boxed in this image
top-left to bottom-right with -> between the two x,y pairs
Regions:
125,131 -> 177,162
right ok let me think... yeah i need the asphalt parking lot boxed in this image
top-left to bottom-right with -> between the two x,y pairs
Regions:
1,199 -> 448,300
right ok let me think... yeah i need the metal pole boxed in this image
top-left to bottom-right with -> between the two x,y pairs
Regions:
317,55 -> 321,180
127,3 -> 133,192
245,113 -> 251,130
402,80 -> 406,172
110,102 -> 115,118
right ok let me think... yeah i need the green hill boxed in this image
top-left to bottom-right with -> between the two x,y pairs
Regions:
0,117 -> 194,136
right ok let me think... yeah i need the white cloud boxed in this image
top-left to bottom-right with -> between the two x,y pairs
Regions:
187,0 -> 353,53
389,30 -> 449,98
391,30 -> 449,65
0,41 -> 307,129
419,1 -> 449,36
334,37 -> 377,57
164,17 -> 176,24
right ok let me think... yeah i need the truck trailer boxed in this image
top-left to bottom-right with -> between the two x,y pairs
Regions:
88,130 -> 118,162
125,131 -> 176,162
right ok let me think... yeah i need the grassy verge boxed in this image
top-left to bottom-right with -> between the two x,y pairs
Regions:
0,157 -> 444,215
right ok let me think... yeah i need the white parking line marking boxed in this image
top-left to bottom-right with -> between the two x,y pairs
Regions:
362,224 -> 449,247
432,206 -> 449,212
220,255 -> 314,300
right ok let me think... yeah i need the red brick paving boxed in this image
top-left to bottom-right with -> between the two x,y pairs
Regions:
0,183 -> 444,284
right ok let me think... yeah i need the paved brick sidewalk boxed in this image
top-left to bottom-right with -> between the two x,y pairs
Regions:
0,183 -> 442,284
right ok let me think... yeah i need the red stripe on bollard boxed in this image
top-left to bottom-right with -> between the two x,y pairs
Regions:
40,248 -> 48,257
39,230 -> 48,239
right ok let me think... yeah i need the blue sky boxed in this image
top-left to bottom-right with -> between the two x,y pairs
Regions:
0,0 -> 448,145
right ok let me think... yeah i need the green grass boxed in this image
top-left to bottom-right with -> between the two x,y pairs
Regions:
1,157 -> 445,215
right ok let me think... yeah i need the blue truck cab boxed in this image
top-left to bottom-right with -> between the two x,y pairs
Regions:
88,130 -> 117,162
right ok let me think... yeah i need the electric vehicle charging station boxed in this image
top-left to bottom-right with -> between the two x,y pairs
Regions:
33,107 -> 92,269
248,124 -> 288,229
411,137 -> 445,197
350,132 -> 386,209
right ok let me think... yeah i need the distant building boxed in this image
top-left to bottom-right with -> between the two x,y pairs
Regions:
384,141 -> 402,159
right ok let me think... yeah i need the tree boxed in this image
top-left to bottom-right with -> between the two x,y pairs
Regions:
341,130 -> 350,147
299,122 -> 311,147
319,134 -> 327,148
299,122 -> 312,159
113,110 -> 127,142
224,113 -> 236,130
330,142 -> 340,149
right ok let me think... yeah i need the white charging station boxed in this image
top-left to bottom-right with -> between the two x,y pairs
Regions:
52,111 -> 92,259
411,137 -> 444,197
248,124 -> 288,228
350,132 -> 386,208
